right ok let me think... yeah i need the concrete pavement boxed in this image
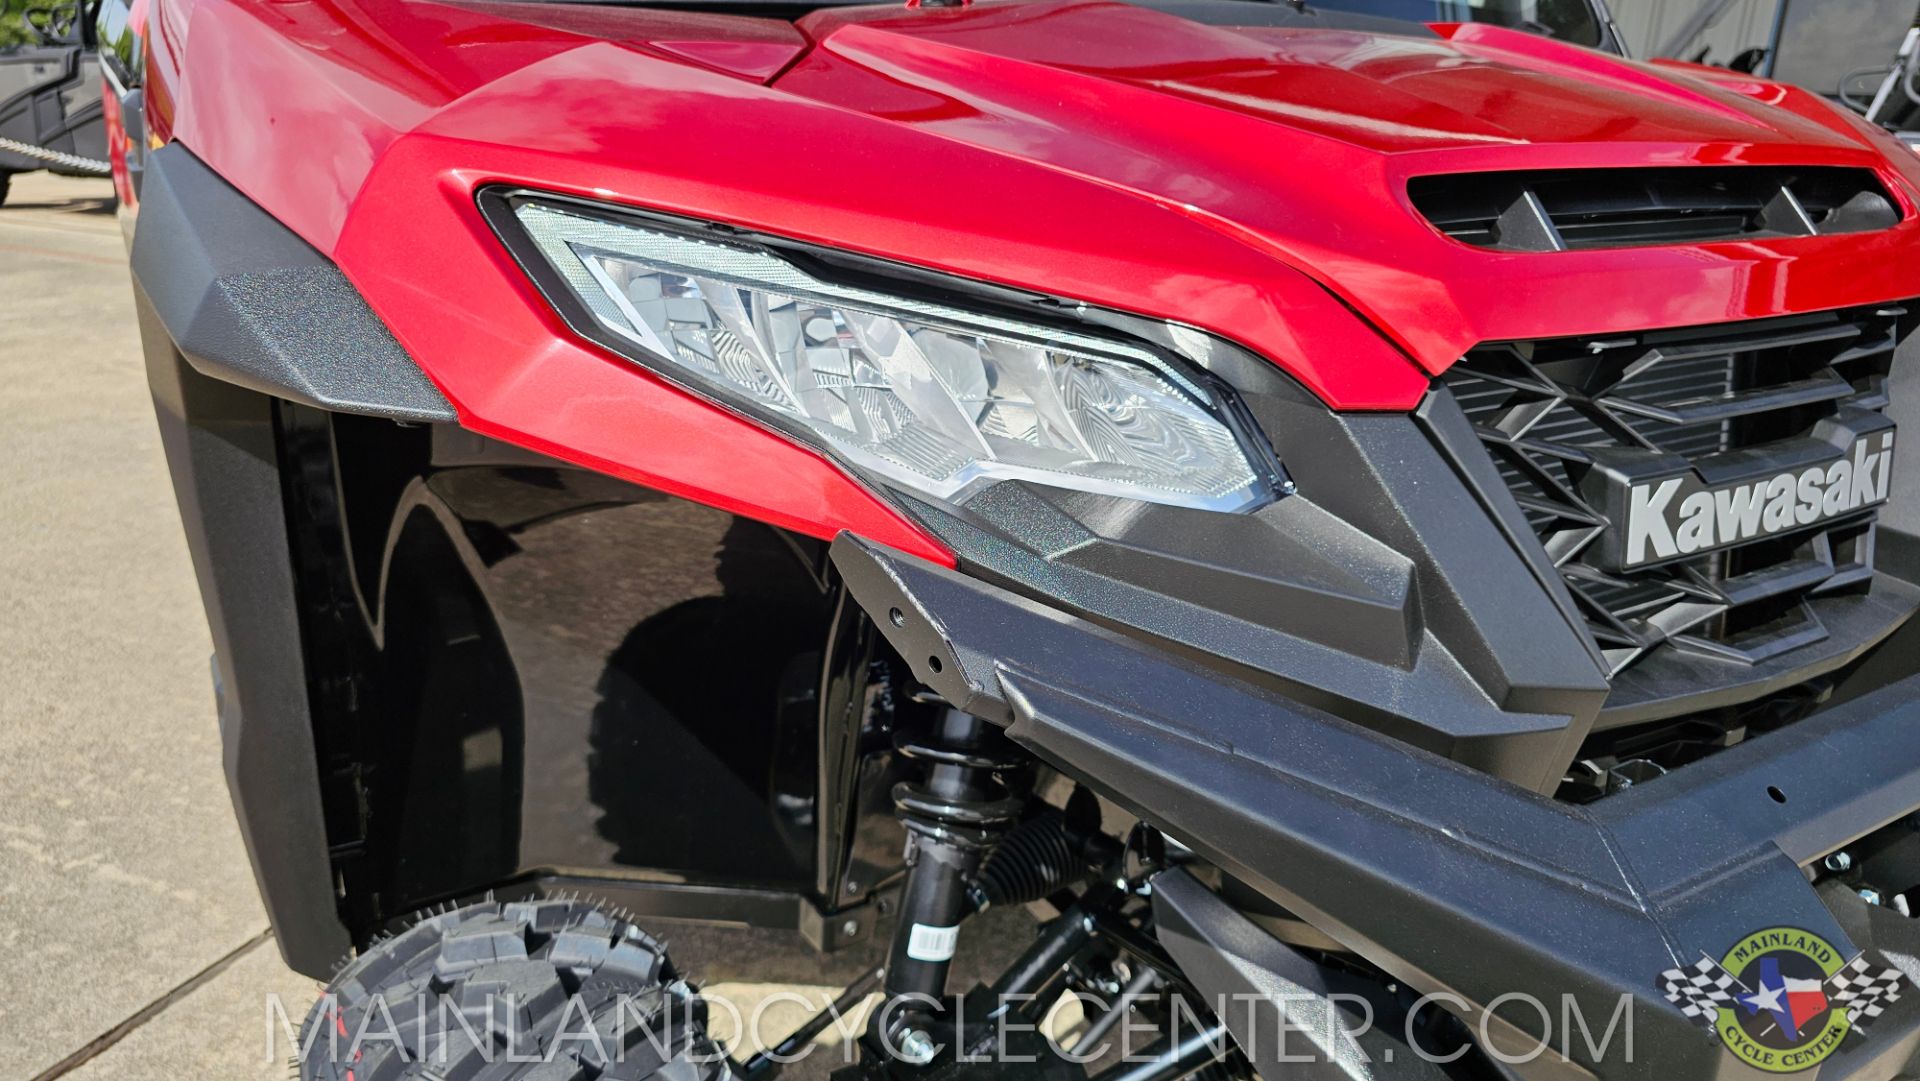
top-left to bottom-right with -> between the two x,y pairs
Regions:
0,170 -> 313,1080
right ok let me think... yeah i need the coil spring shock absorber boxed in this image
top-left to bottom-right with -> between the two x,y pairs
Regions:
884,708 -> 1027,1031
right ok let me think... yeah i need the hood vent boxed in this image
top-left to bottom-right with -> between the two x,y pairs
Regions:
1409,167 -> 1901,253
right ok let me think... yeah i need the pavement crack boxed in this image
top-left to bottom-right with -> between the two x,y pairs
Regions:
28,928 -> 274,1080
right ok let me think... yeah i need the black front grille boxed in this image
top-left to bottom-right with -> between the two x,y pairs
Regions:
1409,167 -> 1902,252
1445,303 -> 1908,675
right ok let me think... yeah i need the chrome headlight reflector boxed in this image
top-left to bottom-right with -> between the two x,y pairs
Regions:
503,197 -> 1270,513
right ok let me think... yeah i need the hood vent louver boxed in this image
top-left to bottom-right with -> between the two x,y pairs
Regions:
1409,167 -> 1902,253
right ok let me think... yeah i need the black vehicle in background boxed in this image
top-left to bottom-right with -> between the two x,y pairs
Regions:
0,0 -> 107,204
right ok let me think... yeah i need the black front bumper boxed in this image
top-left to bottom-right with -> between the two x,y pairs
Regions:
832,533 -> 1920,1081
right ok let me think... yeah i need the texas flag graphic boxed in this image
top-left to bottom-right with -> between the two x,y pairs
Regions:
1737,957 -> 1832,1042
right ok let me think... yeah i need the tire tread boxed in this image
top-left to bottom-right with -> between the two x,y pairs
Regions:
297,901 -> 729,1081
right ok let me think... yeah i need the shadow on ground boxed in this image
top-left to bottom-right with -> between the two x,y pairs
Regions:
3,177 -> 117,215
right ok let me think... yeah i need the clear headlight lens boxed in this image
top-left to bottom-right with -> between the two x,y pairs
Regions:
509,200 -> 1269,513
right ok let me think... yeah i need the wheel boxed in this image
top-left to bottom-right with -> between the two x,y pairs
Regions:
298,900 -> 732,1081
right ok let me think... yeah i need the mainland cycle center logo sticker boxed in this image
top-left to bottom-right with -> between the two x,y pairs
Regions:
1658,927 -> 1907,1073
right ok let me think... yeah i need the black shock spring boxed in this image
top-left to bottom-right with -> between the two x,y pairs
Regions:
890,722 -> 1027,846
881,710 -> 1029,1026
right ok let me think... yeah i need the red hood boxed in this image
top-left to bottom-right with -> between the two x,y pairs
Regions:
149,0 -> 1920,411
774,2 -> 1920,366
790,3 -> 1855,154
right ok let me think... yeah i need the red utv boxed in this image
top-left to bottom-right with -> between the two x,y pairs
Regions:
104,0 -> 1920,1076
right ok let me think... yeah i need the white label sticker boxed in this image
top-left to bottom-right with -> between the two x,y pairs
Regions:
906,923 -> 960,962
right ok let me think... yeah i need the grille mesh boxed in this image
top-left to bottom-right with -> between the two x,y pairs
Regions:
1443,303 -> 1907,675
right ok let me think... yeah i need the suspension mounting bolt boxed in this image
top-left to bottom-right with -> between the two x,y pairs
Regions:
1825,852 -> 1854,873
899,1029 -> 938,1065
1860,888 -> 1885,907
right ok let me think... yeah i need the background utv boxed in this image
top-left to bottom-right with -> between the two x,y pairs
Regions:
105,0 -> 1920,1076
0,0 -> 108,204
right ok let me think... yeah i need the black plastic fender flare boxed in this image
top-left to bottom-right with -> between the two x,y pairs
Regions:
130,144 -> 454,423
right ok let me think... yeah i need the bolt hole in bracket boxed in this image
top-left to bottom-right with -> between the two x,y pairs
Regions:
831,533 -> 1001,720
797,883 -> 905,953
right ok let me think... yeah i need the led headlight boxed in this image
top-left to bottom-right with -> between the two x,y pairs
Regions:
500,196 -> 1271,513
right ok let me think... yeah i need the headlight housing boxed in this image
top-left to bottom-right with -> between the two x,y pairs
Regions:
491,193 -> 1274,514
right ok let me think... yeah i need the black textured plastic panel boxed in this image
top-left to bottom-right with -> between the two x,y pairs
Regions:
129,144 -> 455,423
828,531 -> 1920,1081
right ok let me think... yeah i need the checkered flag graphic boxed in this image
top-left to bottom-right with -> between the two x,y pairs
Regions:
1659,957 -> 1740,1028
1827,957 -> 1906,1028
